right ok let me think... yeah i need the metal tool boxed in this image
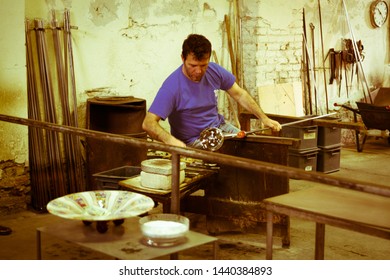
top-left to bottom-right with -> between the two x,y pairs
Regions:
199,112 -> 337,151
310,22 -> 317,115
318,0 -> 329,113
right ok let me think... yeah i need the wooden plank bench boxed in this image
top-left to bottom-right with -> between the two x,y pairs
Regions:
263,185 -> 390,259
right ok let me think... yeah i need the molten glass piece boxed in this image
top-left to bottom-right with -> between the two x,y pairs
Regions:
236,130 -> 246,138
199,127 -> 225,151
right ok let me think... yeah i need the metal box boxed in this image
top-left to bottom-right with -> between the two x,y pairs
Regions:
317,146 -> 341,173
288,148 -> 319,172
281,125 -> 318,150
86,96 -> 147,190
93,166 -> 141,190
317,125 -> 341,148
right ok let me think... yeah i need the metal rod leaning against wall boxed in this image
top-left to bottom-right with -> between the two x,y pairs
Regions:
0,113 -> 389,201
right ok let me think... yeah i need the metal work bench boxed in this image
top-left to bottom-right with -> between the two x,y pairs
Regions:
264,185 -> 390,259
239,112 -> 365,150
182,135 -> 298,246
36,217 -> 218,260
118,166 -> 217,213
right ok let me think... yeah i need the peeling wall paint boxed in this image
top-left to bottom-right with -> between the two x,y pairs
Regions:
89,0 -> 120,26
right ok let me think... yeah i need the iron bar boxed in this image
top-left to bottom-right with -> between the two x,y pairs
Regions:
223,112 -> 337,139
51,10 -> 85,194
1,113 -> 389,199
310,23 -> 318,115
63,9 -> 86,192
303,9 -> 313,115
64,9 -> 79,127
170,153 -> 181,214
318,0 -> 329,113
303,32 -> 320,117
26,19 -> 51,210
25,13 -> 86,209
35,18 -> 67,198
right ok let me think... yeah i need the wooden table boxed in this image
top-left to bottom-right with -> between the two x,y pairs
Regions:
263,185 -> 390,259
36,218 -> 217,260
118,167 -> 216,213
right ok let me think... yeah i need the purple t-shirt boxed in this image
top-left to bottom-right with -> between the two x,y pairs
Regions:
149,62 -> 236,144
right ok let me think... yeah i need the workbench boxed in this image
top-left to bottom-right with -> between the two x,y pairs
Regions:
239,112 -> 364,132
240,112 -> 365,150
36,218 -> 218,260
182,135 -> 298,246
118,167 -> 217,213
264,185 -> 390,259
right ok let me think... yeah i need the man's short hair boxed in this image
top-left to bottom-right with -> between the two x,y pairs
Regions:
182,34 -> 212,61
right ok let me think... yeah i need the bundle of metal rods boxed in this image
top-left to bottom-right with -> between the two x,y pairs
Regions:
25,9 -> 86,211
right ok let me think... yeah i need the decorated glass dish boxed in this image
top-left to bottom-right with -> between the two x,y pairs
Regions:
139,213 -> 189,247
47,190 -> 154,233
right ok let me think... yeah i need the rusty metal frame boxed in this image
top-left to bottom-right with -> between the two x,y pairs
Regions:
1,113 -> 389,216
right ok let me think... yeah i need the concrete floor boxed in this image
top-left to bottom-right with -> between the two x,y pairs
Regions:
0,137 -> 389,260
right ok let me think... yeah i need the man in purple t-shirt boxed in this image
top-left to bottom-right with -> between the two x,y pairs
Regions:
142,34 -> 281,149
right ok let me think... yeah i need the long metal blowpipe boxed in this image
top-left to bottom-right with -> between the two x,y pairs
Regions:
234,112 -> 337,139
200,112 -> 337,151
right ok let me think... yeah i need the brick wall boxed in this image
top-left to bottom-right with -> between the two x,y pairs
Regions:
0,161 -> 30,215
242,13 -> 303,100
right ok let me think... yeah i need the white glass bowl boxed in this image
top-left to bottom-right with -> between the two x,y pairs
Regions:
47,190 -> 154,233
139,214 -> 189,247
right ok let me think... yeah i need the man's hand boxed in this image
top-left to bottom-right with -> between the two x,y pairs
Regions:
262,117 -> 282,132
166,137 -> 187,148
226,83 -> 282,132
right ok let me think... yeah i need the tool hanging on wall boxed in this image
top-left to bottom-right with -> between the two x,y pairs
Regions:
342,38 -> 364,96
329,48 -> 336,84
327,48 -> 343,96
344,56 -> 349,98
343,39 -> 364,64
303,31 -> 320,117
337,51 -> 343,97
199,112 -> 337,151
309,23 -> 318,115
342,0 -> 373,104
224,14 -> 241,129
318,0 -> 329,113
303,8 -> 312,115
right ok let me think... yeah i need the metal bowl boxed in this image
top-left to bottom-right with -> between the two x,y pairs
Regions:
139,214 -> 189,247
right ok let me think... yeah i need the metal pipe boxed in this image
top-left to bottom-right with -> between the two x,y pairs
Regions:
64,9 -> 80,125
303,29 -> 320,117
303,8 -> 313,115
225,112 -> 337,139
170,153 -> 181,214
26,19 -> 51,209
1,113 -> 389,198
310,23 -> 318,114
318,0 -> 329,113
